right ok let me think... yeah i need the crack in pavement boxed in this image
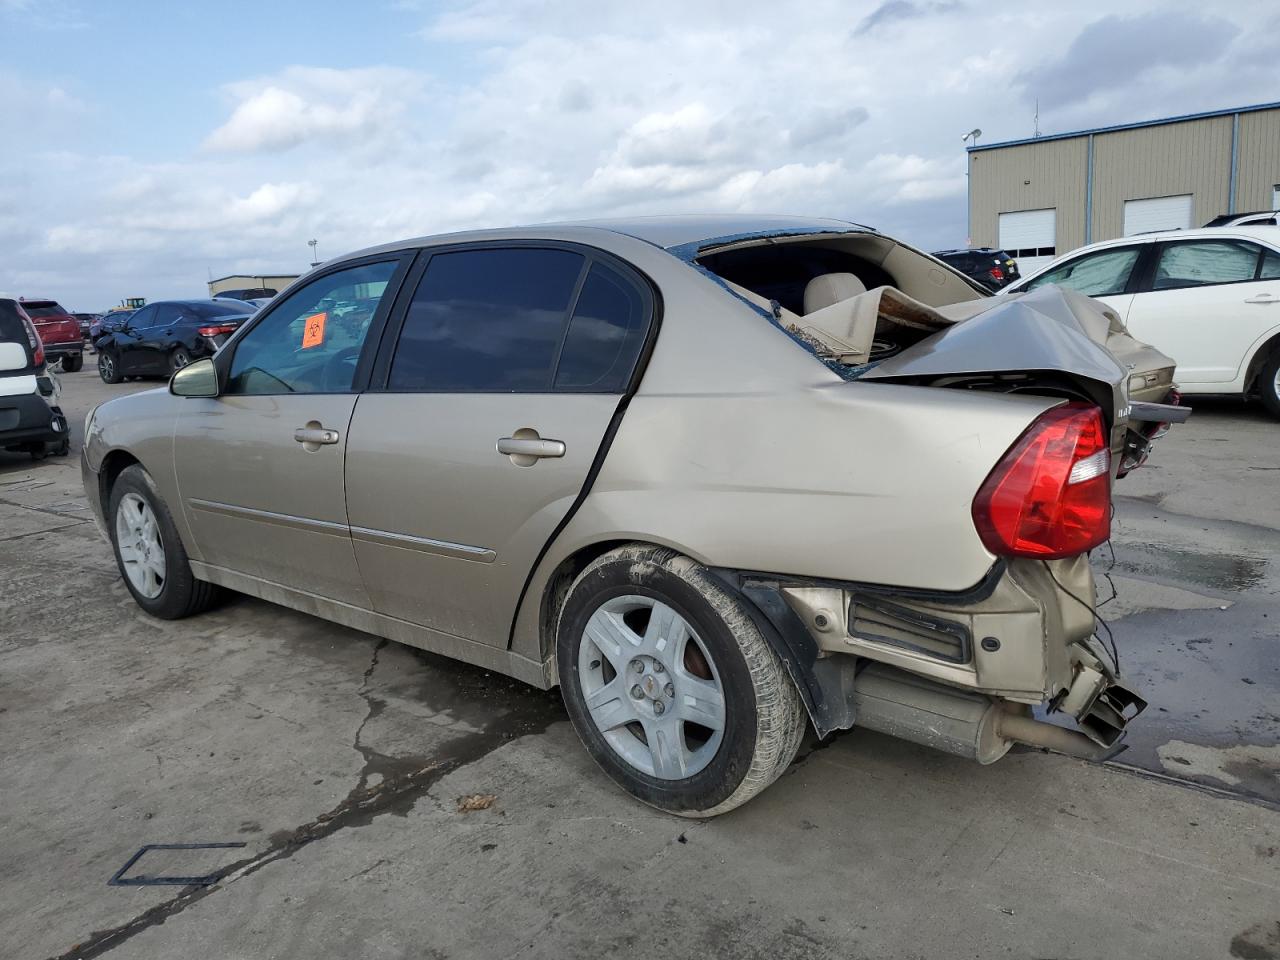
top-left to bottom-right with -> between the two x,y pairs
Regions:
50,638 -> 565,960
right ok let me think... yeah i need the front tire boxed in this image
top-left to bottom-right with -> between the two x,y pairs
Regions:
557,544 -> 806,817
98,351 -> 122,384
1258,350 -> 1280,420
108,464 -> 217,619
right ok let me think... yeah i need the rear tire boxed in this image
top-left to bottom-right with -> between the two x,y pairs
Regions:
98,351 -> 122,384
62,354 -> 83,373
1258,350 -> 1280,420
557,544 -> 806,817
169,347 -> 192,374
108,464 -> 218,619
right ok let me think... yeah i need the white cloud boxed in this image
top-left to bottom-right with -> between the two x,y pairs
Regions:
5,0 -> 1280,308
204,66 -> 425,153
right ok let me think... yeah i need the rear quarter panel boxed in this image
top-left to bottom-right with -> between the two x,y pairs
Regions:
558,380 -> 1055,592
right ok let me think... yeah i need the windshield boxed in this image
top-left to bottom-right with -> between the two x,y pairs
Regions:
22,302 -> 69,318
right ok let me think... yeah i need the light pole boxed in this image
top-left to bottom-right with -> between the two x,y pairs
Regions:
962,129 -> 982,245
308,239 -> 319,268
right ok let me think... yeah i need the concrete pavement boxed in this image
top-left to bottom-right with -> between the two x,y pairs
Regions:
1,369 -> 1278,960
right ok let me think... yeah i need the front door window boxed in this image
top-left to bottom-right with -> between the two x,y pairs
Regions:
227,261 -> 398,395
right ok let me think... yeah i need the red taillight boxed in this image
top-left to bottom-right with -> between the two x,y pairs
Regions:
197,324 -> 238,337
972,402 -> 1111,559
21,316 -> 44,366
989,266 -> 1004,281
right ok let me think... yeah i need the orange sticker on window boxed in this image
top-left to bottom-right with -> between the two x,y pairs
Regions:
301,311 -> 327,349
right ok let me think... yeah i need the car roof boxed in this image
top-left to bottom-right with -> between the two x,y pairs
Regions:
336,215 -> 878,264
1205,210 -> 1280,225
1007,225 -> 1280,288
148,298 -> 254,307
1061,225 -> 1280,249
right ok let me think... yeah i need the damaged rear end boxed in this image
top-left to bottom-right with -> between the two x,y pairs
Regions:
687,228 -> 1186,762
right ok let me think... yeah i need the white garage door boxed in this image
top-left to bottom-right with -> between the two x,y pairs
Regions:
1123,194 -> 1193,236
1273,184 -> 1279,210
998,209 -> 1057,275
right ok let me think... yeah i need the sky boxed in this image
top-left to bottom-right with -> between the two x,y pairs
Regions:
3,0 -> 1277,310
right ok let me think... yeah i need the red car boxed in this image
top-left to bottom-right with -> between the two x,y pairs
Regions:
20,299 -> 84,371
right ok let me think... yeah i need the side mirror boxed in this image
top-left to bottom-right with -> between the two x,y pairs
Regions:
170,357 -> 220,398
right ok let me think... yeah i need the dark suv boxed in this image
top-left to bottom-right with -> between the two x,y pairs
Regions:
931,248 -> 1020,291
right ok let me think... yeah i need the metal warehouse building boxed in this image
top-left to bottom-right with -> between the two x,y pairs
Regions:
967,101 -> 1280,274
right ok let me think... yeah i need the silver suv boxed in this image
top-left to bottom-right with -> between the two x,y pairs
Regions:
82,216 -> 1181,815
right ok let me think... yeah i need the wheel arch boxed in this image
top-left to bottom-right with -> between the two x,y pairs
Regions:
1242,327 -> 1280,396
98,448 -> 142,515
531,535 -> 838,736
535,537 -> 657,685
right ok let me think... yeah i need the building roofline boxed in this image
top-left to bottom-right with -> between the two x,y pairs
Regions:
966,101 -> 1280,153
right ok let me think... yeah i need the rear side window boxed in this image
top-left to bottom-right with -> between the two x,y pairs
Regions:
191,301 -> 255,319
388,248 -> 585,392
1260,249 -> 1280,280
1026,248 -> 1141,296
1153,240 -> 1263,289
152,304 -> 182,326
555,262 -> 649,392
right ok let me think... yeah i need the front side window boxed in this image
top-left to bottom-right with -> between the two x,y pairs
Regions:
388,247 -> 585,392
1153,240 -> 1263,290
1026,248 -> 1141,296
226,261 -> 398,395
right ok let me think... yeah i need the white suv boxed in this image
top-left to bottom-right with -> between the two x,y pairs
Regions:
1004,226 -> 1280,416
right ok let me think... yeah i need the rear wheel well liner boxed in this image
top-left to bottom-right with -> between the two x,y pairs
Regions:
1244,331 -> 1280,395
539,538 -> 633,681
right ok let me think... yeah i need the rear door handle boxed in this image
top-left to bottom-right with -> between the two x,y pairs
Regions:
294,426 -> 340,445
497,437 -> 565,459
1244,294 -> 1278,304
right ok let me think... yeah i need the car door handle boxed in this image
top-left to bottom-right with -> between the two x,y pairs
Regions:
496,436 -> 565,458
294,426 -> 340,445
1244,294 -> 1278,304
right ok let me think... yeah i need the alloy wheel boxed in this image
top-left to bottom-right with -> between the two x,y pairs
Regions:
99,353 -> 113,380
577,595 -> 726,779
115,492 -> 166,599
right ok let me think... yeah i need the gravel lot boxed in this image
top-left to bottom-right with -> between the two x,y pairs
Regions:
3,368 -> 1278,960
